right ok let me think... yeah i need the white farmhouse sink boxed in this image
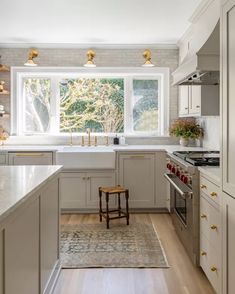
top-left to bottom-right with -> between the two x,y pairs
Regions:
56,146 -> 116,169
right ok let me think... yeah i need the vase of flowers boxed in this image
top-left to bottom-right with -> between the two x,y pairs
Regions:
169,118 -> 203,147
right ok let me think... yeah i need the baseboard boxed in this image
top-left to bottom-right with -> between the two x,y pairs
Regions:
61,208 -> 169,214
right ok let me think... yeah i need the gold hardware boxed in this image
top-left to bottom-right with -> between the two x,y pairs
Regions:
185,107 -> 188,110
0,56 -> 9,72
84,49 -> 96,67
69,129 -> 73,146
210,192 -> 217,197
105,136 -> 109,146
130,155 -> 145,159
200,184 -> 207,189
81,136 -> 85,146
24,49 -> 38,66
201,251 -> 207,256
210,267 -> 217,272
201,214 -> 207,219
142,49 -> 155,67
87,128 -> 91,146
15,153 -> 44,156
196,105 -> 200,108
210,225 -> 217,230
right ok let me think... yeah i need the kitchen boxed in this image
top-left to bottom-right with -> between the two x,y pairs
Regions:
0,0 -> 234,293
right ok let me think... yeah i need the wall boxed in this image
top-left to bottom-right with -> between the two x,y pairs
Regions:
0,47 -> 179,145
198,116 -> 220,150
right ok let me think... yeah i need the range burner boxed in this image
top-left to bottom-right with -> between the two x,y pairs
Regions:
173,151 -> 220,166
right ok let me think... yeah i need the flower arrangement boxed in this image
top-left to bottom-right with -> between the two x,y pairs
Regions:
169,118 -> 203,146
0,127 -> 9,145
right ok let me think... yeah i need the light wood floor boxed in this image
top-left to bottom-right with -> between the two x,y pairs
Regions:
53,213 -> 215,294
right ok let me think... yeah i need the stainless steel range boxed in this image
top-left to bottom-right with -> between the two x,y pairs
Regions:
164,151 -> 220,265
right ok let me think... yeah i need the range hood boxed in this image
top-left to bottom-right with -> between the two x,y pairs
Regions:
172,22 -> 220,85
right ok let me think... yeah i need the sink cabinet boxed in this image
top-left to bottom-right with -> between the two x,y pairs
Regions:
179,85 -> 219,117
60,171 -> 115,210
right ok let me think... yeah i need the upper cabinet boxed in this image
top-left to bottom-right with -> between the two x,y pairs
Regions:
178,85 -> 219,117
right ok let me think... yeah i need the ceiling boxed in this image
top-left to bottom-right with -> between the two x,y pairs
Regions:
0,0 -> 202,46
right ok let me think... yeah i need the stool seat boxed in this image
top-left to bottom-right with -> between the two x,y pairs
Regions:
99,185 -> 130,229
100,186 -> 127,194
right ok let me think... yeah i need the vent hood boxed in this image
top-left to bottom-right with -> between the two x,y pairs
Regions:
172,22 -> 220,85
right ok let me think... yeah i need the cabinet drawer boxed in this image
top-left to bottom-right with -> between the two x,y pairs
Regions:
200,234 -> 221,293
200,176 -> 220,205
200,196 -> 221,246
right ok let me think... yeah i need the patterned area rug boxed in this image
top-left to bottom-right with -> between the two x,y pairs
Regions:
60,222 -> 169,268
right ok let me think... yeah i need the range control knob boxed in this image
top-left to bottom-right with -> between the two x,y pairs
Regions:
183,176 -> 188,184
180,174 -> 185,182
176,169 -> 181,177
171,165 -> 176,173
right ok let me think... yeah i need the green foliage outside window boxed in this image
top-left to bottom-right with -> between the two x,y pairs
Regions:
60,78 -> 124,133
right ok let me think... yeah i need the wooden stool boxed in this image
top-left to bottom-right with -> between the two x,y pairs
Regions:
99,185 -> 130,229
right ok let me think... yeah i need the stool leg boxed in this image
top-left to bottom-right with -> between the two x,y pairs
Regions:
106,192 -> 110,229
99,187 -> 102,222
118,193 -> 121,216
125,190 -> 129,225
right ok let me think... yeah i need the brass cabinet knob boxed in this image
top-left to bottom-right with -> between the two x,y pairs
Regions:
200,184 -> 207,189
211,266 -> 217,272
201,214 -> 207,219
201,251 -> 207,256
210,225 -> 217,230
210,192 -> 217,197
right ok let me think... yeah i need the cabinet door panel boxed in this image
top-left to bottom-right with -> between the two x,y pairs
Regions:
5,199 -> 40,294
119,154 -> 155,208
86,172 -> 116,208
223,192 -> 235,294
40,178 -> 59,292
189,86 -> 201,115
222,2 -> 235,196
60,173 -> 86,209
0,230 -> 3,294
8,152 -> 53,165
179,86 -> 189,116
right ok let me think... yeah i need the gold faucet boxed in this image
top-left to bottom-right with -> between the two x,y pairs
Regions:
86,128 -> 91,146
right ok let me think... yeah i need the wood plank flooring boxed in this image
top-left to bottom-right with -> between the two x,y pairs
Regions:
53,213 -> 215,294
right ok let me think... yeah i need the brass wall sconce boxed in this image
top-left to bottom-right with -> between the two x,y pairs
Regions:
24,49 -> 39,66
0,56 -> 9,71
84,49 -> 96,67
142,49 -> 155,67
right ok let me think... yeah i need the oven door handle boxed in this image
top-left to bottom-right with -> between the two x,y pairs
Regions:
164,173 -> 193,199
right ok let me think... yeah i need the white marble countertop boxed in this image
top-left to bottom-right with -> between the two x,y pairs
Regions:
198,166 -> 221,186
0,165 -> 62,223
0,144 -> 214,153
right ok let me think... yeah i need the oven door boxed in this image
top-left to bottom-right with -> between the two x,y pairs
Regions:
164,173 -> 192,226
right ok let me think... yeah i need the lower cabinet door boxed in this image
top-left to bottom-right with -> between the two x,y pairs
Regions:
4,199 -> 40,294
40,178 -> 60,293
119,154 -> 155,208
0,230 -> 3,294
223,192 -> 235,294
86,172 -> 116,208
60,173 -> 86,209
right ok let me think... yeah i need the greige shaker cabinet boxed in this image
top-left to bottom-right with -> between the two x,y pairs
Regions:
221,1 -> 235,294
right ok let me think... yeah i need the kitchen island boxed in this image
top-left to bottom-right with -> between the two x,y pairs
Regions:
0,165 -> 62,294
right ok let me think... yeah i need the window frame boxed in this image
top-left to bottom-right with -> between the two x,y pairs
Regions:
11,67 -> 169,137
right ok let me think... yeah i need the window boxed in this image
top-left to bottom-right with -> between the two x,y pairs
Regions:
12,68 -> 169,136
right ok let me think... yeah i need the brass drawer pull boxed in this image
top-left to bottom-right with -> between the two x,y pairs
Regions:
211,267 -> 217,272
201,214 -> 207,219
200,184 -> 207,189
15,153 -> 45,157
210,225 -> 217,230
130,155 -> 145,159
201,251 -> 207,256
210,192 -> 217,197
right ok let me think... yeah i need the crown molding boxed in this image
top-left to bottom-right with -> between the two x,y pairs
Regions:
0,42 -> 178,50
189,0 -> 215,24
